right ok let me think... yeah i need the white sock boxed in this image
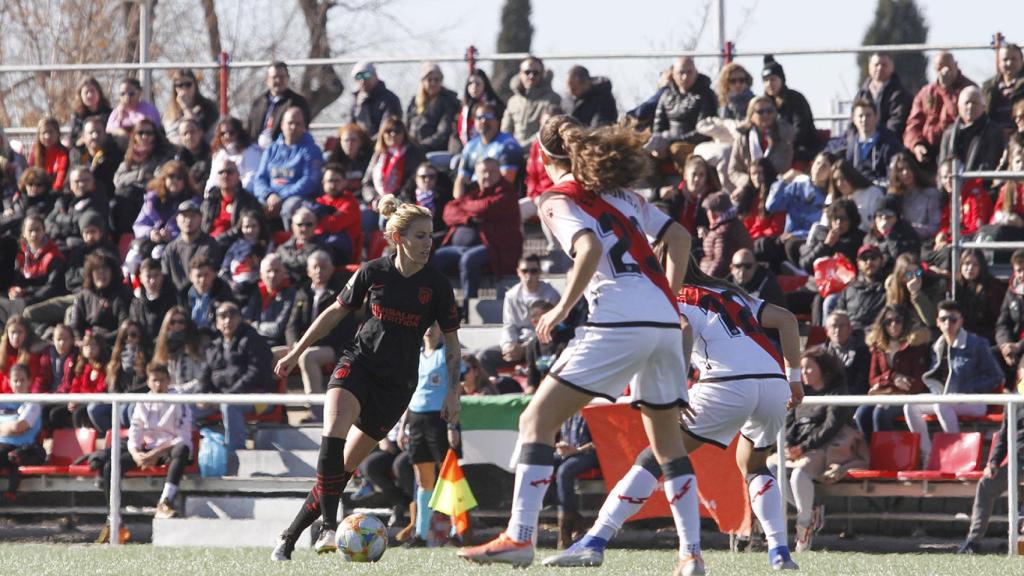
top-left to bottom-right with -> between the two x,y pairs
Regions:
748,472 -> 785,550
505,463 -> 553,543
664,473 -> 701,559
589,465 -> 659,541
160,483 -> 178,503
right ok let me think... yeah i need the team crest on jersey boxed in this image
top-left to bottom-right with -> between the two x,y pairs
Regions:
418,287 -> 432,304
333,364 -> 351,380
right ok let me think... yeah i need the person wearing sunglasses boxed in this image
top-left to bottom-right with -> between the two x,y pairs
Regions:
906,300 -> 1003,465
405,61 -> 459,154
127,160 -> 198,278
246,61 -> 311,148
111,118 -> 172,236
164,68 -> 219,147
345,60 -> 402,141
106,77 -> 162,143
715,62 -> 754,121
458,69 -> 505,146
0,168 -> 55,239
727,95 -> 794,193
502,55 -> 561,146
454,102 -> 522,199
725,248 -> 784,307
206,116 -> 261,193
852,52 -> 912,140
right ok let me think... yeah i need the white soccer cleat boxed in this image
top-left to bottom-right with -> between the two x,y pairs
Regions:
270,535 -> 294,561
541,543 -> 605,567
314,528 -> 337,555
674,554 -> 706,576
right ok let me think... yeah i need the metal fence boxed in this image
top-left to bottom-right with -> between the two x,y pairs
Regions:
950,170 -> 1024,300
1,392 -> 1019,555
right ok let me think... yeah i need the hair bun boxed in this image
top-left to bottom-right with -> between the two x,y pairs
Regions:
378,195 -> 402,219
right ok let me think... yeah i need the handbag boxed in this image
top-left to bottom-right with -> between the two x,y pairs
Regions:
821,425 -> 869,482
812,253 -> 857,298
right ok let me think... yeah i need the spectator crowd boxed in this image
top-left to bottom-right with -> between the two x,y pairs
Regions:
0,44 -> 1023,546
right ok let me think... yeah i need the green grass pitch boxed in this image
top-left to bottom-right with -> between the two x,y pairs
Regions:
1,545 -> 1023,576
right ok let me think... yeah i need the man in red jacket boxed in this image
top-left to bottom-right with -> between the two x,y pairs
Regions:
904,51 -> 976,168
435,158 -> 523,312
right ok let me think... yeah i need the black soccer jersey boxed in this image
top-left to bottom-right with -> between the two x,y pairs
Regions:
337,255 -> 460,382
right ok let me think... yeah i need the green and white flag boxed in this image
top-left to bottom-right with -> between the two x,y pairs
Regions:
458,395 -> 530,472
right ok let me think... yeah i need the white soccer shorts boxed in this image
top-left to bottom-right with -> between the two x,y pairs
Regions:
681,377 -> 790,449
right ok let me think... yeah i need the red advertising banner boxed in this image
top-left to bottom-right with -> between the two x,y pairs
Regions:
582,403 -> 752,535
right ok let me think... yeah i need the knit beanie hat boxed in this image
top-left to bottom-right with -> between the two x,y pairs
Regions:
762,55 -> 786,83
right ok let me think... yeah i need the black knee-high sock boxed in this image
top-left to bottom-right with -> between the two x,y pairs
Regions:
282,484 -> 322,542
317,436 -> 347,531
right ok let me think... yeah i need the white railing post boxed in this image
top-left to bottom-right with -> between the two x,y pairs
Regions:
950,158 -> 961,300
109,400 -> 122,547
1008,401 -> 1019,557
775,428 -> 789,544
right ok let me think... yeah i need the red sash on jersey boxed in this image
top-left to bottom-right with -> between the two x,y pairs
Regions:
546,180 -> 676,308
677,285 -> 784,369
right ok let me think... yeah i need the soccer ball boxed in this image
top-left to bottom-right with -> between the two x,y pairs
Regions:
336,513 -> 388,562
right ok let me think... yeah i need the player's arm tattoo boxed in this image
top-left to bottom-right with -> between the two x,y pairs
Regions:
443,331 -> 461,392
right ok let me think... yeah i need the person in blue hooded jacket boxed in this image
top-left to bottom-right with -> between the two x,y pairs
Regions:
254,106 -> 322,228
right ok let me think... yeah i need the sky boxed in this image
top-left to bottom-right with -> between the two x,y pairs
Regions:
327,0 -> 1023,131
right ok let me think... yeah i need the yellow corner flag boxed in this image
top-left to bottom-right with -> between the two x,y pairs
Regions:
428,448 -> 478,534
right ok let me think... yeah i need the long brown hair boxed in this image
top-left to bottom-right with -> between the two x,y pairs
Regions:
801,347 -> 847,391
32,117 -> 66,169
152,306 -> 204,364
866,304 -> 917,351
0,316 -> 35,372
885,252 -> 923,307
682,253 -> 754,303
211,116 -> 253,152
124,119 -> 168,167
716,62 -> 752,106
146,160 -> 197,203
539,115 -> 652,191
1000,135 -> 1024,215
74,331 -> 110,377
164,68 -> 215,121
72,77 -> 112,118
105,319 -> 150,388
374,115 -> 408,155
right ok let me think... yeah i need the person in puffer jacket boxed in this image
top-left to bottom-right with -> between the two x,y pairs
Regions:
501,56 -> 561,145
653,57 -> 718,146
254,107 -> 322,228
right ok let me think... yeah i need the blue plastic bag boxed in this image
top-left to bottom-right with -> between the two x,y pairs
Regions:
198,427 -> 228,477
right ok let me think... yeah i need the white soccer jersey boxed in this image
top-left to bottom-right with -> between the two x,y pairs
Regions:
538,188 -> 677,325
677,284 -> 785,382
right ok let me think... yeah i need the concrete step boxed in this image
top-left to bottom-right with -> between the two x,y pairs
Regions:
234,449 -> 318,478
253,426 -> 321,450
458,325 -> 502,352
184,495 -> 307,519
152,517 -> 312,547
467,297 -> 503,325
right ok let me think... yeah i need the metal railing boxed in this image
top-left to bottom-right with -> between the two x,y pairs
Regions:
2,392 -> 1019,555
775,394 -> 1019,557
950,170 -> 1024,300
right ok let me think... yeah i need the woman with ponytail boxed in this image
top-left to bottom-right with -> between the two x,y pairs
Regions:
271,194 -> 461,560
458,118 -> 708,573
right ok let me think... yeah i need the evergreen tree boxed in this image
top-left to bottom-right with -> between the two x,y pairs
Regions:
493,0 -> 533,101
859,0 -> 929,93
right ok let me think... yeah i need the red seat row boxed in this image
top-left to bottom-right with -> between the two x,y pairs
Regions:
19,428 -> 200,478
846,431 -> 987,481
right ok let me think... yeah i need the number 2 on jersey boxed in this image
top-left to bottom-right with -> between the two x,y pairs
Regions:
597,213 -> 642,277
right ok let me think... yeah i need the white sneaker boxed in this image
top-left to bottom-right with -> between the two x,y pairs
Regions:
270,535 -> 294,561
541,544 -> 605,567
314,528 -> 337,555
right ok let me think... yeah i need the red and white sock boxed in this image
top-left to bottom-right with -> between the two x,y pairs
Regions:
505,443 -> 554,544
748,469 -> 785,550
589,465 -> 659,541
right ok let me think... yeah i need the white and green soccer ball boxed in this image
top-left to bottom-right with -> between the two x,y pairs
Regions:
336,513 -> 388,562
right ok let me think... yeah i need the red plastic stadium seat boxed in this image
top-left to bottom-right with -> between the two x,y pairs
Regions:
577,467 -> 602,481
776,275 -> 808,294
846,431 -> 920,480
897,432 -> 982,481
19,428 -> 97,476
